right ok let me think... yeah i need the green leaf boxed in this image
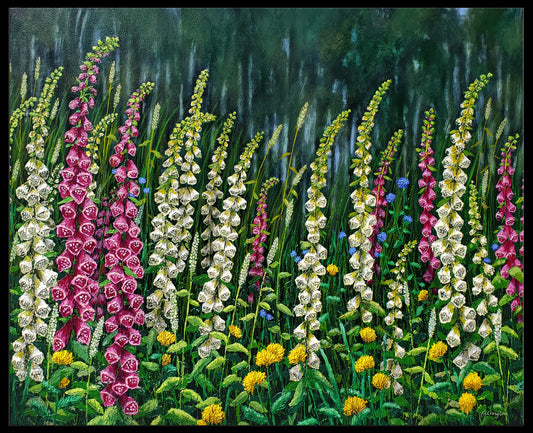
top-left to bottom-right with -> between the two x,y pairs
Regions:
508,266 -> 523,283
317,407 -> 342,420
297,417 -> 319,425
276,302 -> 294,316
498,345 -> 519,360
271,389 -> 292,414
407,346 -> 428,356
186,315 -> 205,327
501,325 -> 519,338
166,408 -> 196,425
167,339 -> 188,354
64,387 -> 87,397
404,366 -> 425,374
419,413 -> 440,425
180,388 -> 203,403
155,376 -> 182,394
222,374 -> 242,387
226,342 -> 249,355
230,390 -> 249,407
289,380 -> 305,407
446,408 -> 466,422
242,405 -> 268,425
137,399 -> 158,417
248,400 -> 266,414
427,382 -> 451,393
206,356 -> 226,370
70,361 -> 89,370
141,361 -> 160,372
481,374 -> 501,386
473,361 -> 497,375
196,396 -> 221,410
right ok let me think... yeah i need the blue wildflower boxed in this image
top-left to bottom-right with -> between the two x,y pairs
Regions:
259,309 -> 266,318
138,177 -> 147,184
348,246 -> 356,255
111,168 -> 117,174
302,249 -> 309,256
338,231 -> 347,240
290,250 -> 297,258
396,177 -> 410,189
483,257 -> 492,264
374,251 -> 381,258
377,232 -> 387,242
385,193 -> 396,203
143,187 -> 150,194
266,313 -> 273,321
294,256 -> 302,263
491,243 -> 499,251
403,215 -> 413,223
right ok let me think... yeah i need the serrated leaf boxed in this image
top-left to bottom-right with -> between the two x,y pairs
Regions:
167,339 -> 188,354
186,315 -> 205,327
501,325 -> 519,338
141,361 -> 160,372
166,408 -> 196,425
231,360 -> 249,372
226,342 -> 249,355
498,345 -> 519,360
427,382 -> 451,393
155,376 -> 182,394
180,388 -> 203,403
298,417 -> 319,425
481,374 -> 501,386
86,398 -> 104,415
242,405 -> 268,425
271,389 -> 292,413
405,366 -> 425,374
289,380 -> 305,407
248,400 -> 266,413
222,374 -> 242,387
70,361 -> 89,370
240,312 -> 256,322
64,387 -> 87,397
276,302 -> 294,316
230,390 -> 249,407
206,356 -> 226,370
137,399 -> 158,417
196,396 -> 221,410
508,266 -> 523,283
473,361 -> 497,375
407,346 -> 428,356
419,413 -> 440,425
317,407 -> 342,420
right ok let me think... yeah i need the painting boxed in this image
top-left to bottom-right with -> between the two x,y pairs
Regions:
9,8 -> 523,426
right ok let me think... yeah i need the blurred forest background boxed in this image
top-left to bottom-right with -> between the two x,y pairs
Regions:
9,7 -> 523,182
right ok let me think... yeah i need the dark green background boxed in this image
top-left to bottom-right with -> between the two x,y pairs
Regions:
9,8 -> 523,179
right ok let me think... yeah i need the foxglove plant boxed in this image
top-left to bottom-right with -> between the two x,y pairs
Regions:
51,37 -> 119,354
416,108 -> 441,282
99,82 -> 153,416
343,80 -> 391,325
248,176 -> 279,302
431,73 -> 492,367
200,112 -> 236,269
197,131 -> 263,358
369,129 -> 402,265
467,180 -> 498,345
494,134 -> 523,322
12,67 -> 63,382
291,109 -> 350,379
383,239 -> 417,395
146,70 -> 215,333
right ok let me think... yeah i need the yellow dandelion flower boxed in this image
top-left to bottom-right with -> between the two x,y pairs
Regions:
418,290 -> 429,301
243,371 -> 266,394
359,327 -> 377,343
459,392 -> 476,414
266,343 -> 285,363
201,403 -> 225,425
59,377 -> 70,389
228,325 -> 242,339
197,420 -> 207,425
161,354 -> 171,366
355,355 -> 375,373
428,341 -> 448,361
372,372 -> 390,390
52,350 -> 73,365
327,264 -> 339,276
157,330 -> 176,346
463,372 -> 482,391
343,396 -> 368,416
255,349 -> 277,367
288,344 -> 307,365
